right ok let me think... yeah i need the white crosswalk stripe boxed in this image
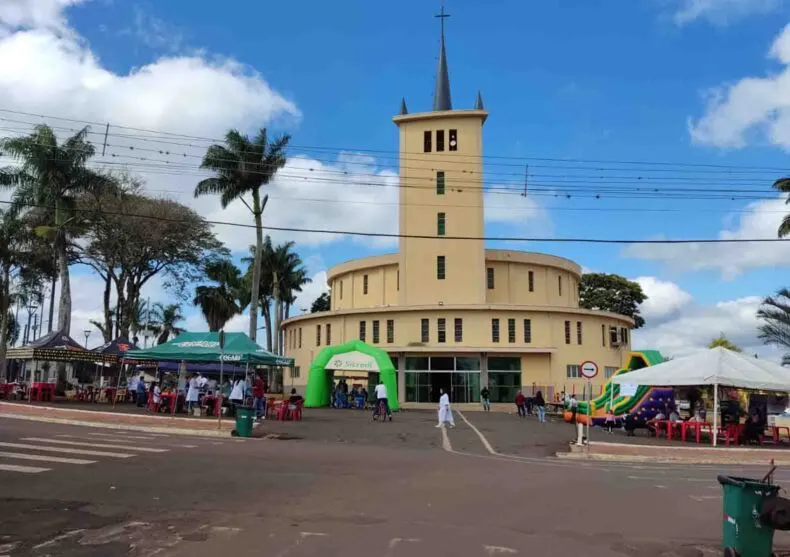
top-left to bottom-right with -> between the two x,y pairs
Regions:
0,442 -> 134,458
85,432 -> 163,441
20,438 -> 170,453
56,434 -> 197,448
0,463 -> 50,473
0,451 -> 96,465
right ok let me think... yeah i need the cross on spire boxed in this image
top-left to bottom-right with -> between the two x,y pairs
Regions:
435,2 -> 450,41
432,2 -> 452,111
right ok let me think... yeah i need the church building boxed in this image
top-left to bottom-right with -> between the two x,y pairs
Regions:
281,9 -> 632,406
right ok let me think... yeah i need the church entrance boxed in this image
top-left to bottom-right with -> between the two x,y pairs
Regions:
404,355 -> 481,404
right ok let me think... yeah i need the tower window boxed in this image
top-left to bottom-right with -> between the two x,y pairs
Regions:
528,271 -> 534,292
316,324 -> 321,347
508,318 -> 516,343
577,321 -> 583,345
396,270 -> 400,291
298,327 -> 302,348
602,324 -> 606,347
437,256 -> 446,280
421,318 -> 429,343
436,171 -> 445,195
326,323 -> 331,345
359,321 -> 366,342
524,319 -> 532,343
449,129 -> 458,151
437,318 -> 446,343
340,280 -> 343,299
564,321 -> 571,345
387,320 -> 394,343
423,130 -> 432,153
487,267 -> 495,289
372,320 -> 380,344
491,318 -> 500,343
437,212 -> 446,236
436,129 -> 445,152
558,275 -> 563,296
454,318 -> 463,342
363,274 -> 368,295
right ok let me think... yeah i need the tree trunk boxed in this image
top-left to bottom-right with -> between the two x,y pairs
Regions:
100,273 -> 112,343
47,272 -> 56,333
273,271 -> 281,355
261,299 -> 272,351
0,265 -> 11,381
56,234 -> 71,335
249,189 -> 264,342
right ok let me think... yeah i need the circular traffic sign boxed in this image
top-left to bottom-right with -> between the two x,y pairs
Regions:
580,360 -> 599,379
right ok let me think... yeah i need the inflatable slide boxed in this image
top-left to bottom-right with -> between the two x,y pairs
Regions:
563,350 -> 674,426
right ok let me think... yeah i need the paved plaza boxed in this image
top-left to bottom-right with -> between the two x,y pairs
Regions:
1,409 -> 789,556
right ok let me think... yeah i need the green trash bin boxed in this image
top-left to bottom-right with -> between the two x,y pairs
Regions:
234,406 -> 254,438
717,475 -> 780,557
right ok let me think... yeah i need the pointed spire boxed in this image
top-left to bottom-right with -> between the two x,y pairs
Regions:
475,91 -> 484,110
400,97 -> 408,115
433,4 -> 452,111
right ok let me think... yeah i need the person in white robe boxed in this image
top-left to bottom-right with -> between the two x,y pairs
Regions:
186,374 -> 200,414
436,388 -> 455,428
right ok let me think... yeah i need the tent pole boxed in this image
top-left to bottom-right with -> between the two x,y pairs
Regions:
113,360 -> 124,409
713,383 -> 719,447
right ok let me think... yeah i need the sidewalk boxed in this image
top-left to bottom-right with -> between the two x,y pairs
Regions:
0,401 -> 246,438
558,440 -> 790,465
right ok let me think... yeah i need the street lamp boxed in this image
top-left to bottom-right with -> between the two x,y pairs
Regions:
24,303 -> 38,345
83,329 -> 91,348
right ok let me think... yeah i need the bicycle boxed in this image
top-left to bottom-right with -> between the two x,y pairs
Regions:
372,399 -> 391,422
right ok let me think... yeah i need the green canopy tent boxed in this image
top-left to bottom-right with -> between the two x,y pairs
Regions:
305,340 -> 398,410
124,332 -> 294,366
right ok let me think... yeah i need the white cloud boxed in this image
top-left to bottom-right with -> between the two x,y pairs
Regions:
621,197 -> 789,278
291,271 -> 329,314
484,191 -> 552,235
634,276 -> 694,321
689,23 -> 790,149
0,0 -> 88,32
673,0 -> 780,26
632,280 -> 784,362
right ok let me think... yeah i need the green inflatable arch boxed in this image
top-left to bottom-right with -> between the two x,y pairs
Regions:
304,339 -> 399,410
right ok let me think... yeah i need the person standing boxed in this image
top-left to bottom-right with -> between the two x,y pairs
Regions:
135,375 -> 147,408
127,374 -> 138,404
515,390 -> 527,417
229,377 -> 245,416
569,394 -> 578,424
534,390 -> 546,423
436,389 -> 455,428
480,386 -> 491,412
253,373 -> 266,420
186,374 -> 200,415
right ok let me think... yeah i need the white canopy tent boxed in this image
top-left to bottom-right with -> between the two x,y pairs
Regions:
611,347 -> 790,446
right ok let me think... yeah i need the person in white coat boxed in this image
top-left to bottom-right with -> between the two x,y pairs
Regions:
436,388 -> 455,428
186,374 -> 200,414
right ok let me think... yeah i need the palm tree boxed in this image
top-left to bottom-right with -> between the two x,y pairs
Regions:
194,129 -> 290,342
0,125 -> 115,334
193,259 -> 248,331
757,288 -> 790,365
271,241 -> 310,354
150,303 -> 185,345
242,237 -> 276,350
774,178 -> 790,237
707,333 -> 743,352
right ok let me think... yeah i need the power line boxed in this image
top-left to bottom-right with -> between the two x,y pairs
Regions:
3,106 -> 790,174
0,199 -> 787,245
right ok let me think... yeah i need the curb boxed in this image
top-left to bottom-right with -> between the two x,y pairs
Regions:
0,411 -> 260,439
556,451 -> 790,466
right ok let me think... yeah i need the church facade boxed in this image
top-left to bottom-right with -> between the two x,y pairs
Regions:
281,14 -> 632,406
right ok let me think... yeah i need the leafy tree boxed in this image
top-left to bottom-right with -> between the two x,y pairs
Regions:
757,288 -> 790,365
578,273 -> 647,328
0,125 -> 115,334
194,259 -> 248,331
774,178 -> 790,237
150,303 -> 185,345
311,292 -> 331,313
708,333 -> 743,352
78,185 -> 224,340
194,129 -> 290,343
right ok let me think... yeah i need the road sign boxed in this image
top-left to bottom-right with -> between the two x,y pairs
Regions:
580,360 -> 598,379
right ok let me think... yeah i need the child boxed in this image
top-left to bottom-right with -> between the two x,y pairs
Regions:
604,406 -> 616,433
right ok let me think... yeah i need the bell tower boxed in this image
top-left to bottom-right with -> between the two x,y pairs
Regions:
393,4 -> 488,307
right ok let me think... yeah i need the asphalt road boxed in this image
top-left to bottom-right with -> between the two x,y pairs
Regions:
1,411 -> 789,557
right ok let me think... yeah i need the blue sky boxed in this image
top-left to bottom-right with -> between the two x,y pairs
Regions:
1,0 -> 789,359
